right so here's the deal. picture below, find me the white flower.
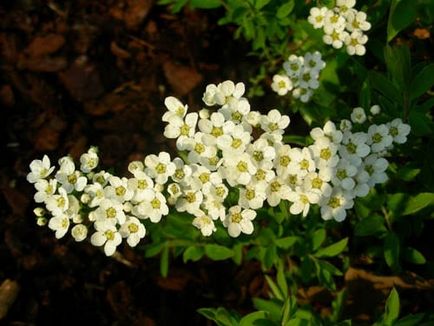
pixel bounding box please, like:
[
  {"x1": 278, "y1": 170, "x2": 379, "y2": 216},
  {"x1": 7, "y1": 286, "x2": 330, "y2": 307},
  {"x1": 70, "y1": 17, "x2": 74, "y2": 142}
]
[
  {"x1": 350, "y1": 107, "x2": 367, "y2": 124},
  {"x1": 55, "y1": 157, "x2": 87, "y2": 193},
  {"x1": 271, "y1": 74, "x2": 293, "y2": 96},
  {"x1": 128, "y1": 160, "x2": 144, "y2": 175},
  {"x1": 203, "y1": 183, "x2": 228, "y2": 203},
  {"x1": 176, "y1": 189, "x2": 203, "y2": 215},
  {"x1": 219, "y1": 125, "x2": 251, "y2": 155},
  {"x1": 202, "y1": 81, "x2": 245, "y2": 106},
  {"x1": 219, "y1": 97, "x2": 251, "y2": 123},
  {"x1": 320, "y1": 190, "x2": 354, "y2": 222},
  {"x1": 345, "y1": 10, "x2": 371, "y2": 32},
  {"x1": 247, "y1": 138, "x2": 276, "y2": 167},
  {"x1": 367, "y1": 124, "x2": 393, "y2": 152},
  {"x1": 339, "y1": 131, "x2": 370, "y2": 166},
  {"x1": 266, "y1": 177, "x2": 291, "y2": 207},
  {"x1": 27, "y1": 155, "x2": 55, "y2": 183},
  {"x1": 104, "y1": 176, "x2": 134, "y2": 203},
  {"x1": 332, "y1": 159, "x2": 358, "y2": 190},
  {"x1": 119, "y1": 217, "x2": 146, "y2": 247},
  {"x1": 164, "y1": 113, "x2": 198, "y2": 146},
  {"x1": 323, "y1": 28, "x2": 348, "y2": 49},
  {"x1": 309, "y1": 137, "x2": 339, "y2": 169},
  {"x1": 340, "y1": 119, "x2": 352, "y2": 132},
  {"x1": 223, "y1": 205, "x2": 256, "y2": 237},
  {"x1": 84, "y1": 183, "x2": 105, "y2": 208},
  {"x1": 260, "y1": 110, "x2": 290, "y2": 134},
  {"x1": 46, "y1": 187, "x2": 69, "y2": 216},
  {"x1": 128, "y1": 170, "x2": 154, "y2": 202},
  {"x1": 203, "y1": 198, "x2": 226, "y2": 221},
  {"x1": 370, "y1": 105, "x2": 381, "y2": 115},
  {"x1": 298, "y1": 68, "x2": 320, "y2": 90},
  {"x1": 144, "y1": 152, "x2": 175, "y2": 184},
  {"x1": 363, "y1": 154, "x2": 389, "y2": 186},
  {"x1": 91, "y1": 221, "x2": 122, "y2": 256},
  {"x1": 135, "y1": 189, "x2": 168, "y2": 223},
  {"x1": 48, "y1": 214, "x2": 70, "y2": 239},
  {"x1": 287, "y1": 188, "x2": 321, "y2": 217},
  {"x1": 34, "y1": 179, "x2": 57, "y2": 203},
  {"x1": 324, "y1": 11, "x2": 346, "y2": 32},
  {"x1": 192, "y1": 213, "x2": 216, "y2": 236},
  {"x1": 199, "y1": 112, "x2": 235, "y2": 146},
  {"x1": 221, "y1": 152, "x2": 257, "y2": 187},
  {"x1": 308, "y1": 7, "x2": 329, "y2": 29},
  {"x1": 283, "y1": 54, "x2": 304, "y2": 78},
  {"x1": 303, "y1": 51, "x2": 326, "y2": 72},
  {"x1": 238, "y1": 183, "x2": 267, "y2": 209},
  {"x1": 311, "y1": 121, "x2": 343, "y2": 144},
  {"x1": 80, "y1": 147, "x2": 99, "y2": 173},
  {"x1": 303, "y1": 171, "x2": 332, "y2": 197},
  {"x1": 167, "y1": 182, "x2": 182, "y2": 204},
  {"x1": 94, "y1": 198, "x2": 126, "y2": 225},
  {"x1": 388, "y1": 118, "x2": 411, "y2": 144},
  {"x1": 71, "y1": 224, "x2": 88, "y2": 242},
  {"x1": 92, "y1": 170, "x2": 111, "y2": 187},
  {"x1": 292, "y1": 87, "x2": 313, "y2": 103},
  {"x1": 162, "y1": 96, "x2": 188, "y2": 121},
  {"x1": 345, "y1": 30, "x2": 368, "y2": 56},
  {"x1": 336, "y1": 0, "x2": 356, "y2": 13}
]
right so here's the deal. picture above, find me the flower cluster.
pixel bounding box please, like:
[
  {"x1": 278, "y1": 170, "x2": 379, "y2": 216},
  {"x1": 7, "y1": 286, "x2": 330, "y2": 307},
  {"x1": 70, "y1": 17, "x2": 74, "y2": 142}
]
[
  {"x1": 308, "y1": 0, "x2": 371, "y2": 56},
  {"x1": 28, "y1": 81, "x2": 410, "y2": 256},
  {"x1": 271, "y1": 51, "x2": 326, "y2": 103}
]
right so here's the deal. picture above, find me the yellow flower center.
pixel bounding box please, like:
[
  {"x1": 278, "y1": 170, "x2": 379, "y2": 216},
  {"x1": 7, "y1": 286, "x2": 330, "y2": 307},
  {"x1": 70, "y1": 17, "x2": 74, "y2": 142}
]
[
  {"x1": 106, "y1": 207, "x2": 117, "y2": 218},
  {"x1": 328, "y1": 196, "x2": 341, "y2": 209},
  {"x1": 155, "y1": 163, "x2": 166, "y2": 174}
]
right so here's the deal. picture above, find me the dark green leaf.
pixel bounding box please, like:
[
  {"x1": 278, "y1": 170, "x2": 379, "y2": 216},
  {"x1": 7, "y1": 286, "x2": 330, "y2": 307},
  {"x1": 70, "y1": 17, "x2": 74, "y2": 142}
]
[
  {"x1": 205, "y1": 244, "x2": 234, "y2": 261},
  {"x1": 395, "y1": 313, "x2": 425, "y2": 326},
  {"x1": 314, "y1": 238, "x2": 348, "y2": 258},
  {"x1": 384, "y1": 232, "x2": 401, "y2": 271},
  {"x1": 252, "y1": 298, "x2": 282, "y2": 322},
  {"x1": 387, "y1": 0, "x2": 417, "y2": 42},
  {"x1": 190, "y1": 0, "x2": 221, "y2": 9},
  {"x1": 355, "y1": 216, "x2": 387, "y2": 237},
  {"x1": 369, "y1": 71, "x2": 401, "y2": 102},
  {"x1": 411, "y1": 64, "x2": 434, "y2": 100}
]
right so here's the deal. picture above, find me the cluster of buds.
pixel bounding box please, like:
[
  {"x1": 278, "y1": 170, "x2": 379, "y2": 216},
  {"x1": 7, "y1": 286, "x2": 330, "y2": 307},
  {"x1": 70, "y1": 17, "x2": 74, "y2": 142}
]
[
  {"x1": 28, "y1": 81, "x2": 410, "y2": 256},
  {"x1": 308, "y1": 0, "x2": 371, "y2": 56},
  {"x1": 271, "y1": 51, "x2": 326, "y2": 102}
]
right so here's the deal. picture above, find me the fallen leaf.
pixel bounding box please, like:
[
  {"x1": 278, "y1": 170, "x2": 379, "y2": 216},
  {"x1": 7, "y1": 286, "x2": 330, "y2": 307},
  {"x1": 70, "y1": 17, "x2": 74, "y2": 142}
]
[
  {"x1": 413, "y1": 28, "x2": 430, "y2": 40},
  {"x1": 26, "y1": 34, "x2": 65, "y2": 57},
  {"x1": 163, "y1": 61, "x2": 202, "y2": 96},
  {"x1": 0, "y1": 279, "x2": 20, "y2": 320},
  {"x1": 17, "y1": 55, "x2": 67, "y2": 72}
]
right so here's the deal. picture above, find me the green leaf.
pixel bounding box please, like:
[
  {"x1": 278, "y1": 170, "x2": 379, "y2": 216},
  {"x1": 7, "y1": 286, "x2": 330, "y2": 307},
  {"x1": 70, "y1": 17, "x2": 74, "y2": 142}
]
[
  {"x1": 403, "y1": 193, "x2": 434, "y2": 215},
  {"x1": 398, "y1": 167, "x2": 421, "y2": 181},
  {"x1": 160, "y1": 245, "x2": 169, "y2": 277},
  {"x1": 252, "y1": 298, "x2": 282, "y2": 322},
  {"x1": 183, "y1": 246, "x2": 204, "y2": 263},
  {"x1": 409, "y1": 111, "x2": 433, "y2": 136},
  {"x1": 395, "y1": 313, "x2": 425, "y2": 326},
  {"x1": 190, "y1": 0, "x2": 221, "y2": 9},
  {"x1": 355, "y1": 216, "x2": 387, "y2": 237},
  {"x1": 240, "y1": 311, "x2": 268, "y2": 326},
  {"x1": 255, "y1": 0, "x2": 271, "y2": 10},
  {"x1": 277, "y1": 261, "x2": 288, "y2": 299},
  {"x1": 145, "y1": 242, "x2": 165, "y2": 257},
  {"x1": 311, "y1": 229, "x2": 326, "y2": 251},
  {"x1": 265, "y1": 275, "x2": 284, "y2": 300},
  {"x1": 403, "y1": 247, "x2": 426, "y2": 264},
  {"x1": 387, "y1": 0, "x2": 417, "y2": 42},
  {"x1": 205, "y1": 244, "x2": 234, "y2": 261},
  {"x1": 276, "y1": 1, "x2": 295, "y2": 19},
  {"x1": 384, "y1": 288, "x2": 400, "y2": 325},
  {"x1": 314, "y1": 238, "x2": 348, "y2": 258},
  {"x1": 197, "y1": 307, "x2": 239, "y2": 326},
  {"x1": 410, "y1": 64, "x2": 434, "y2": 100},
  {"x1": 384, "y1": 232, "x2": 401, "y2": 271},
  {"x1": 275, "y1": 236, "x2": 298, "y2": 249},
  {"x1": 369, "y1": 71, "x2": 401, "y2": 102}
]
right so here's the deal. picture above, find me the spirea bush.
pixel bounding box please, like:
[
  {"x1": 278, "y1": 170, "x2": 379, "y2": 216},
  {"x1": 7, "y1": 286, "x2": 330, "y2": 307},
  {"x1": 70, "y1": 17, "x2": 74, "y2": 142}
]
[{"x1": 27, "y1": 0, "x2": 434, "y2": 324}]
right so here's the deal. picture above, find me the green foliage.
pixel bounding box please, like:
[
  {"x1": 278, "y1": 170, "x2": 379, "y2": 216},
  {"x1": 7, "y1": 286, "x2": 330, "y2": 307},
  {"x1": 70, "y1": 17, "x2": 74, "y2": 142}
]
[{"x1": 149, "y1": 1, "x2": 434, "y2": 324}]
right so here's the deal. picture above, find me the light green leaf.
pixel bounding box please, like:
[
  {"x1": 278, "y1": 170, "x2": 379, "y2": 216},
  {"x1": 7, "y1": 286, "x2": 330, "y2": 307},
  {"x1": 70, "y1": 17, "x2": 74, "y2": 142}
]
[
  {"x1": 384, "y1": 288, "x2": 400, "y2": 325},
  {"x1": 240, "y1": 311, "x2": 268, "y2": 326},
  {"x1": 265, "y1": 275, "x2": 284, "y2": 300},
  {"x1": 314, "y1": 238, "x2": 348, "y2": 258},
  {"x1": 403, "y1": 247, "x2": 426, "y2": 264},
  {"x1": 312, "y1": 229, "x2": 326, "y2": 251},
  {"x1": 255, "y1": 0, "x2": 271, "y2": 10},
  {"x1": 277, "y1": 1, "x2": 295, "y2": 19},
  {"x1": 183, "y1": 246, "x2": 204, "y2": 263},
  {"x1": 403, "y1": 193, "x2": 434, "y2": 215},
  {"x1": 275, "y1": 236, "x2": 298, "y2": 249},
  {"x1": 205, "y1": 244, "x2": 234, "y2": 261},
  {"x1": 410, "y1": 64, "x2": 434, "y2": 100},
  {"x1": 190, "y1": 0, "x2": 221, "y2": 9},
  {"x1": 253, "y1": 298, "x2": 282, "y2": 322},
  {"x1": 160, "y1": 245, "x2": 169, "y2": 277}
]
